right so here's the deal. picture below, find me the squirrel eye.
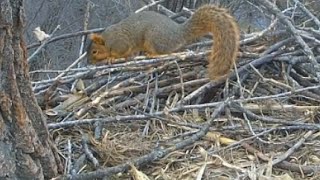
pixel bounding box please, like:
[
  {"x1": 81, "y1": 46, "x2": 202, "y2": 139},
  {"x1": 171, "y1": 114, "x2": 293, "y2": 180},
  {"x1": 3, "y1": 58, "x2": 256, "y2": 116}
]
[{"x1": 92, "y1": 50, "x2": 98, "y2": 54}]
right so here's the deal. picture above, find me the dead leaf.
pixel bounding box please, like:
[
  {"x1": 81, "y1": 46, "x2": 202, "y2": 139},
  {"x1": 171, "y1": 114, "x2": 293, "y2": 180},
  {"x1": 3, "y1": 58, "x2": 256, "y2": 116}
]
[{"x1": 129, "y1": 164, "x2": 150, "y2": 180}]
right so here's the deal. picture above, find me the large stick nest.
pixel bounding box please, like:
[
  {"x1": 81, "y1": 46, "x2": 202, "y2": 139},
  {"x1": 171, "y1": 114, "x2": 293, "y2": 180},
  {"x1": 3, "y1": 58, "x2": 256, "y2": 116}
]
[{"x1": 29, "y1": 0, "x2": 320, "y2": 179}]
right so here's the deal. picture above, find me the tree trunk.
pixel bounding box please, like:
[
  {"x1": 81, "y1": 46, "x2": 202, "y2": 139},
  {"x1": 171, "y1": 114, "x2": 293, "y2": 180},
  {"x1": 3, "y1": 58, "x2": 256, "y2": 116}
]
[{"x1": 0, "y1": 0, "x2": 60, "y2": 179}]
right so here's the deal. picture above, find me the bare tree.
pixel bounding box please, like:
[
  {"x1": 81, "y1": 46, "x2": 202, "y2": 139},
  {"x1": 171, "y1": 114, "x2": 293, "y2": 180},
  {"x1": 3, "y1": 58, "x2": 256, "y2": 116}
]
[{"x1": 0, "y1": 0, "x2": 60, "y2": 179}]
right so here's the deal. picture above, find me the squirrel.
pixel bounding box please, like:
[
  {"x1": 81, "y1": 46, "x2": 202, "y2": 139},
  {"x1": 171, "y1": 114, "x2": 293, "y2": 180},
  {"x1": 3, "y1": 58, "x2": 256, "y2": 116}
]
[{"x1": 87, "y1": 5, "x2": 240, "y2": 80}]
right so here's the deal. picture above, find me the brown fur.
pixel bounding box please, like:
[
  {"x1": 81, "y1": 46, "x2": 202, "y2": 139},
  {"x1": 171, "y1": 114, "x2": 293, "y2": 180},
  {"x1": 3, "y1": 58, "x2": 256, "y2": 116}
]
[
  {"x1": 87, "y1": 5, "x2": 239, "y2": 80},
  {"x1": 183, "y1": 5, "x2": 240, "y2": 80}
]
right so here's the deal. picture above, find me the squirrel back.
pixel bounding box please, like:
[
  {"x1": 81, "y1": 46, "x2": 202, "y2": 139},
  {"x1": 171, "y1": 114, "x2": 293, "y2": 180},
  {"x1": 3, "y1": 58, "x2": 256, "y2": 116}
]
[{"x1": 88, "y1": 5, "x2": 239, "y2": 80}]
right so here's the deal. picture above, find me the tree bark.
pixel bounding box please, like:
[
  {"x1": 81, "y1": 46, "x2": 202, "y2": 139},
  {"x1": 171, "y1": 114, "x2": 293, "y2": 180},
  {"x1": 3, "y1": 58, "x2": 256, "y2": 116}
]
[{"x1": 0, "y1": 0, "x2": 60, "y2": 179}]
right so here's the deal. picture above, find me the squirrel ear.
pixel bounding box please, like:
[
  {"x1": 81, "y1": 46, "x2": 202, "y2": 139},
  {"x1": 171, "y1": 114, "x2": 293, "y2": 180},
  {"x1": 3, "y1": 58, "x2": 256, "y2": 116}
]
[{"x1": 89, "y1": 33, "x2": 105, "y2": 45}]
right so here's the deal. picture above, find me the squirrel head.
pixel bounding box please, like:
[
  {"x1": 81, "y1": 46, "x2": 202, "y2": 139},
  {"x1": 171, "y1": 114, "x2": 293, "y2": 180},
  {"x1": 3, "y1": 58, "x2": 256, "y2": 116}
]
[{"x1": 87, "y1": 33, "x2": 111, "y2": 64}]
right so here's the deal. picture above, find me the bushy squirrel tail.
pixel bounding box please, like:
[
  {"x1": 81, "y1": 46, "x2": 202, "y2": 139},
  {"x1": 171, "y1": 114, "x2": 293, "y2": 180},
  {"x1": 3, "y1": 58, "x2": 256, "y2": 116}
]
[{"x1": 183, "y1": 5, "x2": 240, "y2": 80}]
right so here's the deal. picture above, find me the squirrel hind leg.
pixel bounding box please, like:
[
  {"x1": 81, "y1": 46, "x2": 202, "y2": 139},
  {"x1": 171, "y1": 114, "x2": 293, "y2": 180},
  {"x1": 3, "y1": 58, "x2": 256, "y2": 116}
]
[
  {"x1": 144, "y1": 52, "x2": 158, "y2": 58},
  {"x1": 144, "y1": 41, "x2": 164, "y2": 56},
  {"x1": 144, "y1": 38, "x2": 181, "y2": 56}
]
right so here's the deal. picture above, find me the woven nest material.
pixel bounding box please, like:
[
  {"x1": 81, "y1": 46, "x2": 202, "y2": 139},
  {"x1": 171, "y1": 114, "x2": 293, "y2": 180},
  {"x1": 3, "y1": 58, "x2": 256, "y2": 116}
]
[{"x1": 30, "y1": 2, "x2": 320, "y2": 179}]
